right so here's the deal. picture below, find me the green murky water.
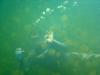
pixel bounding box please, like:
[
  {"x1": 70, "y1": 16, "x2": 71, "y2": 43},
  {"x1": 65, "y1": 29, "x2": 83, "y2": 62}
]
[{"x1": 0, "y1": 0, "x2": 100, "y2": 75}]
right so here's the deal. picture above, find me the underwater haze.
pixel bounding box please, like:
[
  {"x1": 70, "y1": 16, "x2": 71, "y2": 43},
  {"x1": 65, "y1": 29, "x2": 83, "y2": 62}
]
[{"x1": 0, "y1": 0, "x2": 100, "y2": 75}]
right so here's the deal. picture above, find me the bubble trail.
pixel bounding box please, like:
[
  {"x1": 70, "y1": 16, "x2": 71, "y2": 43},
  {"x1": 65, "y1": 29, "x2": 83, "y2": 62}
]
[{"x1": 33, "y1": 0, "x2": 71, "y2": 25}]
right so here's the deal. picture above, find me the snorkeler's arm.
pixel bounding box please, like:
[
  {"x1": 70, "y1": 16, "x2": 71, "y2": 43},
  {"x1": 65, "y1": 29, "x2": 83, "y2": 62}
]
[
  {"x1": 53, "y1": 39, "x2": 65, "y2": 47},
  {"x1": 45, "y1": 31, "x2": 54, "y2": 43},
  {"x1": 45, "y1": 31, "x2": 66, "y2": 47}
]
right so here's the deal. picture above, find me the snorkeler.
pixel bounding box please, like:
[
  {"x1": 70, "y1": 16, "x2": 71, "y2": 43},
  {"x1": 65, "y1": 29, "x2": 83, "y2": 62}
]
[
  {"x1": 32, "y1": 31, "x2": 68, "y2": 58},
  {"x1": 44, "y1": 31, "x2": 68, "y2": 54}
]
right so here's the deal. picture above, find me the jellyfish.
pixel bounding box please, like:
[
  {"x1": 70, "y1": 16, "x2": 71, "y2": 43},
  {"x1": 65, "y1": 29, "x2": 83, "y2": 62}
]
[{"x1": 15, "y1": 48, "x2": 24, "y2": 70}]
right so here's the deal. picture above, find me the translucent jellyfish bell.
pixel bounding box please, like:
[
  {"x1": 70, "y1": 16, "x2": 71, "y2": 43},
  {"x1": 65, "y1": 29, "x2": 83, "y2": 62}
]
[
  {"x1": 16, "y1": 48, "x2": 24, "y2": 55},
  {"x1": 16, "y1": 48, "x2": 22, "y2": 51}
]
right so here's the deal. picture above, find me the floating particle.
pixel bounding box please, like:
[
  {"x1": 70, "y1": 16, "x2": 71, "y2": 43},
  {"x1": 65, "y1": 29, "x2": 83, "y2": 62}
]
[
  {"x1": 36, "y1": 19, "x2": 40, "y2": 23},
  {"x1": 63, "y1": 0, "x2": 69, "y2": 5},
  {"x1": 48, "y1": 10, "x2": 54, "y2": 14},
  {"x1": 46, "y1": 8, "x2": 51, "y2": 12},
  {"x1": 50, "y1": 9, "x2": 54, "y2": 13},
  {"x1": 40, "y1": 16, "x2": 45, "y2": 19},
  {"x1": 57, "y1": 5, "x2": 63, "y2": 9},
  {"x1": 42, "y1": 11, "x2": 46, "y2": 15},
  {"x1": 63, "y1": 6, "x2": 66, "y2": 10},
  {"x1": 57, "y1": 5, "x2": 66, "y2": 10},
  {"x1": 73, "y1": 1, "x2": 79, "y2": 6}
]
